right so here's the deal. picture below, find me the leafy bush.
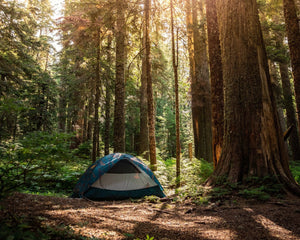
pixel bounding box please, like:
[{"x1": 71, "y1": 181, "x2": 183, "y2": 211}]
[
  {"x1": 290, "y1": 161, "x2": 300, "y2": 184},
  {"x1": 0, "y1": 132, "x2": 90, "y2": 198}
]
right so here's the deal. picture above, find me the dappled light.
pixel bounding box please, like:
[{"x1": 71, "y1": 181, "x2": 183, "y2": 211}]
[
  {"x1": 1, "y1": 193, "x2": 300, "y2": 239},
  {"x1": 1, "y1": 0, "x2": 300, "y2": 239}
]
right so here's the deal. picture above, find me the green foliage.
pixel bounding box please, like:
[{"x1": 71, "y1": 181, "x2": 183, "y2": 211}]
[
  {"x1": 0, "y1": 1, "x2": 57, "y2": 140},
  {"x1": 207, "y1": 175, "x2": 284, "y2": 202},
  {"x1": 134, "y1": 235, "x2": 154, "y2": 240},
  {"x1": 0, "y1": 132, "x2": 89, "y2": 198},
  {"x1": 148, "y1": 154, "x2": 213, "y2": 202},
  {"x1": 290, "y1": 161, "x2": 300, "y2": 184},
  {"x1": 73, "y1": 141, "x2": 92, "y2": 159},
  {"x1": 239, "y1": 187, "x2": 271, "y2": 201}
]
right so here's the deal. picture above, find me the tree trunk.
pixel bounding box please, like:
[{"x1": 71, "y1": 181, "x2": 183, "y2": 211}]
[
  {"x1": 283, "y1": 0, "x2": 300, "y2": 133},
  {"x1": 104, "y1": 34, "x2": 113, "y2": 156},
  {"x1": 92, "y1": 28, "x2": 101, "y2": 162},
  {"x1": 113, "y1": 0, "x2": 126, "y2": 153},
  {"x1": 139, "y1": 14, "x2": 149, "y2": 160},
  {"x1": 86, "y1": 94, "x2": 93, "y2": 141},
  {"x1": 209, "y1": 0, "x2": 300, "y2": 195},
  {"x1": 58, "y1": 91, "x2": 67, "y2": 132},
  {"x1": 279, "y1": 62, "x2": 300, "y2": 161},
  {"x1": 192, "y1": 0, "x2": 212, "y2": 162},
  {"x1": 171, "y1": 0, "x2": 181, "y2": 188},
  {"x1": 268, "y1": 62, "x2": 286, "y2": 132},
  {"x1": 206, "y1": 0, "x2": 224, "y2": 168},
  {"x1": 185, "y1": 0, "x2": 195, "y2": 160},
  {"x1": 145, "y1": 0, "x2": 157, "y2": 171}
]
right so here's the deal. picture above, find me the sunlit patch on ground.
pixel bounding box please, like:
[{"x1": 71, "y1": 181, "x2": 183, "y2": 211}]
[{"x1": 1, "y1": 193, "x2": 300, "y2": 240}]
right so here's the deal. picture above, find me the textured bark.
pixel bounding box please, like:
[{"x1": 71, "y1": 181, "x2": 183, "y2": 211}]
[
  {"x1": 268, "y1": 62, "x2": 286, "y2": 132},
  {"x1": 171, "y1": 0, "x2": 180, "y2": 188},
  {"x1": 139, "y1": 17, "x2": 149, "y2": 160},
  {"x1": 283, "y1": 0, "x2": 300, "y2": 133},
  {"x1": 192, "y1": 0, "x2": 212, "y2": 162},
  {"x1": 145, "y1": 0, "x2": 157, "y2": 170},
  {"x1": 209, "y1": 0, "x2": 300, "y2": 195},
  {"x1": 206, "y1": 0, "x2": 224, "y2": 168},
  {"x1": 280, "y1": 63, "x2": 300, "y2": 161},
  {"x1": 113, "y1": 0, "x2": 126, "y2": 153}
]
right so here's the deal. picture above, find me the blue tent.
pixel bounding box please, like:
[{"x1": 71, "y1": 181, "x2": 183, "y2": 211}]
[{"x1": 71, "y1": 153, "x2": 165, "y2": 200}]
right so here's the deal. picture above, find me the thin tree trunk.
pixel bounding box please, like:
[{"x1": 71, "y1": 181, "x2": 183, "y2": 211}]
[
  {"x1": 104, "y1": 34, "x2": 113, "y2": 156},
  {"x1": 279, "y1": 62, "x2": 300, "y2": 161},
  {"x1": 139, "y1": 16, "x2": 149, "y2": 160},
  {"x1": 185, "y1": 0, "x2": 195, "y2": 160},
  {"x1": 206, "y1": 0, "x2": 224, "y2": 168},
  {"x1": 87, "y1": 94, "x2": 93, "y2": 141},
  {"x1": 58, "y1": 91, "x2": 67, "y2": 132},
  {"x1": 171, "y1": 0, "x2": 181, "y2": 188},
  {"x1": 283, "y1": 0, "x2": 300, "y2": 133},
  {"x1": 145, "y1": 0, "x2": 157, "y2": 170},
  {"x1": 92, "y1": 28, "x2": 101, "y2": 162},
  {"x1": 113, "y1": 0, "x2": 126, "y2": 153}
]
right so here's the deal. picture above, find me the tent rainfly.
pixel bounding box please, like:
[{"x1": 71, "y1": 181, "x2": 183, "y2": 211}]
[{"x1": 71, "y1": 153, "x2": 165, "y2": 200}]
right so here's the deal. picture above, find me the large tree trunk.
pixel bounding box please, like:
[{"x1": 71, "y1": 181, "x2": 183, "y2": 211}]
[
  {"x1": 283, "y1": 0, "x2": 300, "y2": 133},
  {"x1": 191, "y1": 0, "x2": 212, "y2": 162},
  {"x1": 113, "y1": 0, "x2": 126, "y2": 153},
  {"x1": 171, "y1": 0, "x2": 181, "y2": 188},
  {"x1": 145, "y1": 0, "x2": 157, "y2": 170},
  {"x1": 139, "y1": 15, "x2": 149, "y2": 160},
  {"x1": 206, "y1": 0, "x2": 224, "y2": 168},
  {"x1": 209, "y1": 0, "x2": 300, "y2": 195},
  {"x1": 279, "y1": 62, "x2": 300, "y2": 161}
]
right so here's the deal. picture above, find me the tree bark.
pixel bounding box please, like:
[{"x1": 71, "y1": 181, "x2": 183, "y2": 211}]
[
  {"x1": 171, "y1": 0, "x2": 181, "y2": 188},
  {"x1": 145, "y1": 0, "x2": 157, "y2": 170},
  {"x1": 92, "y1": 28, "x2": 101, "y2": 162},
  {"x1": 113, "y1": 0, "x2": 126, "y2": 153},
  {"x1": 191, "y1": 0, "x2": 212, "y2": 162},
  {"x1": 104, "y1": 34, "x2": 113, "y2": 156},
  {"x1": 206, "y1": 0, "x2": 224, "y2": 168},
  {"x1": 209, "y1": 0, "x2": 300, "y2": 195},
  {"x1": 139, "y1": 13, "x2": 149, "y2": 160},
  {"x1": 268, "y1": 62, "x2": 286, "y2": 132},
  {"x1": 279, "y1": 62, "x2": 300, "y2": 161},
  {"x1": 282, "y1": 0, "x2": 300, "y2": 133},
  {"x1": 185, "y1": 0, "x2": 195, "y2": 161}
]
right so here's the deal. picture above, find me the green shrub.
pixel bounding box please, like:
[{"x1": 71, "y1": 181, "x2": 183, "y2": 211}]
[
  {"x1": 0, "y1": 132, "x2": 90, "y2": 198},
  {"x1": 290, "y1": 161, "x2": 300, "y2": 184}
]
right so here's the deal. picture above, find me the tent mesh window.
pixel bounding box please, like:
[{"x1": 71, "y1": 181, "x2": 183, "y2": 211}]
[{"x1": 107, "y1": 159, "x2": 141, "y2": 173}]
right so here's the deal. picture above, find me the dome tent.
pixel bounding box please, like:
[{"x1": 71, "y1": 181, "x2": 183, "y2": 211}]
[{"x1": 71, "y1": 153, "x2": 165, "y2": 200}]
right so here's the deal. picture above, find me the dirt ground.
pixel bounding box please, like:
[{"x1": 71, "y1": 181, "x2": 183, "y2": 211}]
[{"x1": 1, "y1": 192, "x2": 300, "y2": 240}]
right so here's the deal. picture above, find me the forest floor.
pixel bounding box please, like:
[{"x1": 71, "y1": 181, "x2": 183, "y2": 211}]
[{"x1": 1, "y1": 192, "x2": 300, "y2": 240}]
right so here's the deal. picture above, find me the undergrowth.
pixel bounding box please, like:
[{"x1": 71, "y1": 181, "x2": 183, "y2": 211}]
[{"x1": 206, "y1": 175, "x2": 285, "y2": 202}]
